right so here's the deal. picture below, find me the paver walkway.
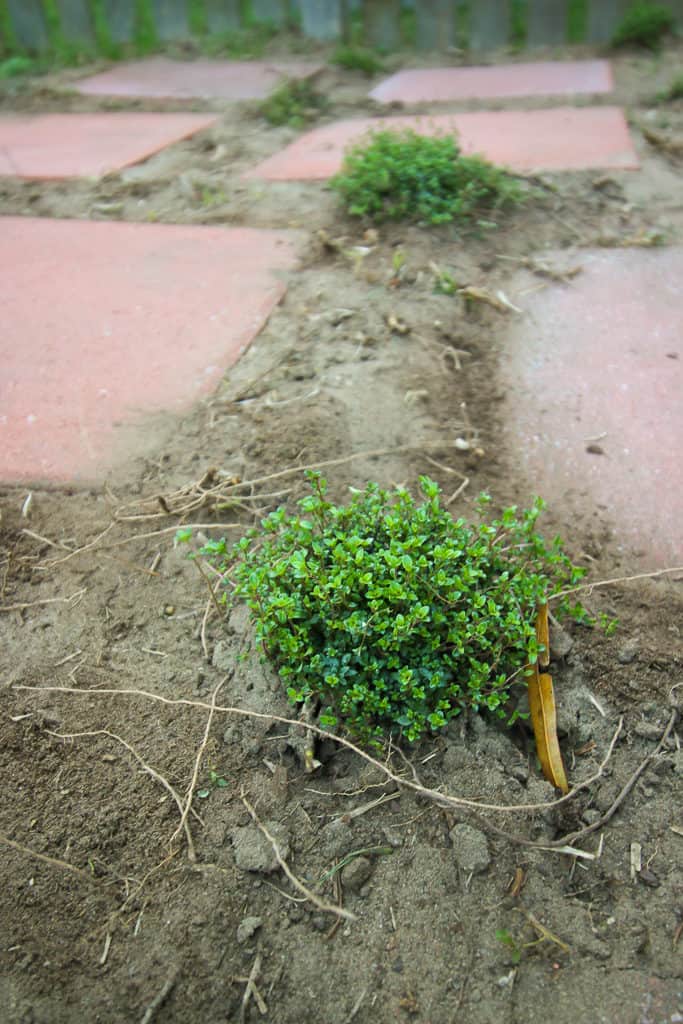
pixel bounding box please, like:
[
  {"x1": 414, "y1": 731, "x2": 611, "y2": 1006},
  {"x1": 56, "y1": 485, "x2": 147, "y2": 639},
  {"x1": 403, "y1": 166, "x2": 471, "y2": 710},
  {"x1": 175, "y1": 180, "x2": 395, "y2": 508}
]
[
  {"x1": 0, "y1": 112, "x2": 217, "y2": 179},
  {"x1": 244, "y1": 107, "x2": 638, "y2": 180},
  {"x1": 370, "y1": 60, "x2": 612, "y2": 104},
  {"x1": 73, "y1": 57, "x2": 322, "y2": 100},
  {"x1": 3, "y1": 56, "x2": 679, "y2": 572},
  {"x1": 501, "y1": 248, "x2": 683, "y2": 567},
  {"x1": 0, "y1": 218, "x2": 301, "y2": 483}
]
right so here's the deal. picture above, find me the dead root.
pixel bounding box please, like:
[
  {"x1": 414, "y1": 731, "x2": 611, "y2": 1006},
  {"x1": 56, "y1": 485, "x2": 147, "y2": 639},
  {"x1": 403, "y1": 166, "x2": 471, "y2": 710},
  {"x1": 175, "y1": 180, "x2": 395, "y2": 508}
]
[{"x1": 15, "y1": 682, "x2": 677, "y2": 859}]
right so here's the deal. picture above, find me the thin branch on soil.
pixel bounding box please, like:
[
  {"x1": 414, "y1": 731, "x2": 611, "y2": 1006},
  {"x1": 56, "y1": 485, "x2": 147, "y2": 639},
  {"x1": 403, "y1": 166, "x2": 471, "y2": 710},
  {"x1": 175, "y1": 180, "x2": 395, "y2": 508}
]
[
  {"x1": 35, "y1": 523, "x2": 115, "y2": 570},
  {"x1": 343, "y1": 987, "x2": 368, "y2": 1023},
  {"x1": 446, "y1": 478, "x2": 470, "y2": 506},
  {"x1": 551, "y1": 566, "x2": 683, "y2": 600},
  {"x1": 334, "y1": 791, "x2": 400, "y2": 821},
  {"x1": 171, "y1": 679, "x2": 226, "y2": 861},
  {"x1": 193, "y1": 557, "x2": 225, "y2": 621},
  {"x1": 241, "y1": 793, "x2": 356, "y2": 921},
  {"x1": 0, "y1": 588, "x2": 86, "y2": 613},
  {"x1": 238, "y1": 952, "x2": 267, "y2": 1021},
  {"x1": 21, "y1": 528, "x2": 67, "y2": 550},
  {"x1": 0, "y1": 830, "x2": 101, "y2": 885},
  {"x1": 140, "y1": 967, "x2": 180, "y2": 1024},
  {"x1": 112, "y1": 441, "x2": 468, "y2": 523},
  {"x1": 552, "y1": 709, "x2": 678, "y2": 849},
  {"x1": 47, "y1": 729, "x2": 200, "y2": 860},
  {"x1": 16, "y1": 684, "x2": 624, "y2": 821}
]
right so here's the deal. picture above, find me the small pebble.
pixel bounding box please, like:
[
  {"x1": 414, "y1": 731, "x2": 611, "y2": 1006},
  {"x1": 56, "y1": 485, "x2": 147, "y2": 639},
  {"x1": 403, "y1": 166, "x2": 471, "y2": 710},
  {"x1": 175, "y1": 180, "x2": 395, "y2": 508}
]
[{"x1": 236, "y1": 916, "x2": 262, "y2": 944}]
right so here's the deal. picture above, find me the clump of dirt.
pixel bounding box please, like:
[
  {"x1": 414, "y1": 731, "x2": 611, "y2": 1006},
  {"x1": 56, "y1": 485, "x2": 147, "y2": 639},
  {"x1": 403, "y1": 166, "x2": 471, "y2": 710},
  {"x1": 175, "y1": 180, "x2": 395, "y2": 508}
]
[{"x1": 1, "y1": 44, "x2": 683, "y2": 1024}]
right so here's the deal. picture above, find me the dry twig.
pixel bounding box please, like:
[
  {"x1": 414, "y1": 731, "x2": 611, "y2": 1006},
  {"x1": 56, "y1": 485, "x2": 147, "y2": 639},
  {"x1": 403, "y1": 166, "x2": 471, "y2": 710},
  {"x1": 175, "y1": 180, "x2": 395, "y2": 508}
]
[
  {"x1": 47, "y1": 728, "x2": 200, "y2": 860},
  {"x1": 171, "y1": 679, "x2": 226, "y2": 860},
  {"x1": 15, "y1": 685, "x2": 624, "y2": 821},
  {"x1": 0, "y1": 830, "x2": 101, "y2": 885},
  {"x1": 242, "y1": 794, "x2": 355, "y2": 921}
]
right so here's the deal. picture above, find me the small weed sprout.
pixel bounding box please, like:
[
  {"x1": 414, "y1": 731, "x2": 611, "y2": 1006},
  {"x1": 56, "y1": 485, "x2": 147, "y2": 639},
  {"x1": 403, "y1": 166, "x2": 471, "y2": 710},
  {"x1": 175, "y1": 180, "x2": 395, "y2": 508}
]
[
  {"x1": 431, "y1": 264, "x2": 459, "y2": 295},
  {"x1": 198, "y1": 475, "x2": 588, "y2": 745},
  {"x1": 612, "y1": 3, "x2": 675, "y2": 49},
  {"x1": 656, "y1": 73, "x2": 683, "y2": 102},
  {"x1": 332, "y1": 46, "x2": 384, "y2": 76},
  {"x1": 260, "y1": 78, "x2": 326, "y2": 128},
  {"x1": 330, "y1": 129, "x2": 524, "y2": 227}
]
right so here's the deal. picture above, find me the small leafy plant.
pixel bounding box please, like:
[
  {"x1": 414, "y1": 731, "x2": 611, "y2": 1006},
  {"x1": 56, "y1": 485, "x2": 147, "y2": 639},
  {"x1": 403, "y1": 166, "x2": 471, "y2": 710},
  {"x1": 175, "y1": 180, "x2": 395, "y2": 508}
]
[
  {"x1": 332, "y1": 46, "x2": 384, "y2": 76},
  {"x1": 612, "y1": 3, "x2": 675, "y2": 49},
  {"x1": 656, "y1": 73, "x2": 683, "y2": 102},
  {"x1": 260, "y1": 78, "x2": 326, "y2": 128},
  {"x1": 0, "y1": 56, "x2": 36, "y2": 78},
  {"x1": 201, "y1": 475, "x2": 586, "y2": 744},
  {"x1": 330, "y1": 129, "x2": 523, "y2": 227},
  {"x1": 197, "y1": 769, "x2": 229, "y2": 799}
]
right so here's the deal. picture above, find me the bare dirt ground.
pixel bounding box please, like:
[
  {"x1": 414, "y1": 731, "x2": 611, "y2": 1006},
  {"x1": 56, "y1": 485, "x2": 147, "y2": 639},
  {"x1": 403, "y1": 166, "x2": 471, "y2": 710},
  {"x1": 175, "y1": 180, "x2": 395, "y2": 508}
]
[{"x1": 1, "y1": 41, "x2": 682, "y2": 1024}]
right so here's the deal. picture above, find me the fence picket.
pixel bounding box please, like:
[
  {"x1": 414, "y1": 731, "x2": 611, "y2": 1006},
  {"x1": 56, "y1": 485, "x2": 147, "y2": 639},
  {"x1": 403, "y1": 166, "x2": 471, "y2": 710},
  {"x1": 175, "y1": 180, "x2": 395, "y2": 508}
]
[
  {"x1": 527, "y1": 0, "x2": 569, "y2": 46},
  {"x1": 469, "y1": 0, "x2": 511, "y2": 50},
  {"x1": 415, "y1": 0, "x2": 454, "y2": 50},
  {"x1": 363, "y1": 0, "x2": 402, "y2": 51}
]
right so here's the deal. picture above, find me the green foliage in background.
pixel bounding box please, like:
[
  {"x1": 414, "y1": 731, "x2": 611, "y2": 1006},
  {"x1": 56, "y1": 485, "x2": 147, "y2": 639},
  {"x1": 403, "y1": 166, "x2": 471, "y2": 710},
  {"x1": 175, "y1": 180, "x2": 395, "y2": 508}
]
[
  {"x1": 330, "y1": 129, "x2": 523, "y2": 227},
  {"x1": 88, "y1": 0, "x2": 120, "y2": 59},
  {"x1": 134, "y1": 0, "x2": 158, "y2": 54},
  {"x1": 612, "y1": 3, "x2": 675, "y2": 48},
  {"x1": 332, "y1": 46, "x2": 383, "y2": 75},
  {"x1": 201, "y1": 475, "x2": 587, "y2": 744}
]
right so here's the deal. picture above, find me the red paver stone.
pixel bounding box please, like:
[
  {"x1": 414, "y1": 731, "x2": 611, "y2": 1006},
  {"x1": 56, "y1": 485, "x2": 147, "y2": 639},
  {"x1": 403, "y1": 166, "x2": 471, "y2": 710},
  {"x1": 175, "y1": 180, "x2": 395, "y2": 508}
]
[
  {"x1": 501, "y1": 248, "x2": 683, "y2": 567},
  {"x1": 0, "y1": 218, "x2": 301, "y2": 483},
  {"x1": 369, "y1": 60, "x2": 612, "y2": 104},
  {"x1": 244, "y1": 107, "x2": 638, "y2": 180},
  {"x1": 74, "y1": 57, "x2": 322, "y2": 100},
  {"x1": 0, "y1": 112, "x2": 217, "y2": 179}
]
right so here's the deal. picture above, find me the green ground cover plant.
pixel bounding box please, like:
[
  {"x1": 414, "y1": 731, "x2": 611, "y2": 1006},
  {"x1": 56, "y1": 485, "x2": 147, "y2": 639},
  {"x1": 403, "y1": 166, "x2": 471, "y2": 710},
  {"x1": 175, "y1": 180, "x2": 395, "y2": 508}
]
[
  {"x1": 612, "y1": 3, "x2": 675, "y2": 49},
  {"x1": 332, "y1": 46, "x2": 383, "y2": 75},
  {"x1": 330, "y1": 129, "x2": 523, "y2": 227},
  {"x1": 196, "y1": 475, "x2": 586, "y2": 744},
  {"x1": 656, "y1": 72, "x2": 683, "y2": 101},
  {"x1": 260, "y1": 77, "x2": 326, "y2": 127}
]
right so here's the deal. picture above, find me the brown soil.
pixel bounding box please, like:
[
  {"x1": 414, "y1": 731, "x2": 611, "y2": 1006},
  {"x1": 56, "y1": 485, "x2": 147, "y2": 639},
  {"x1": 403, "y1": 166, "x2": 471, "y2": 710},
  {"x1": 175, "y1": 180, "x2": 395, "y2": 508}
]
[{"x1": 1, "y1": 42, "x2": 682, "y2": 1024}]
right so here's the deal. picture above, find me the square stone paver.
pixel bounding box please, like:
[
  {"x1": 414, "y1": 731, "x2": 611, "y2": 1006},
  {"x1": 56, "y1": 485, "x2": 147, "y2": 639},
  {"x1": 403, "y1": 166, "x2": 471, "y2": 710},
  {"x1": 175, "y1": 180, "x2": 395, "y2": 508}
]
[
  {"x1": 73, "y1": 57, "x2": 322, "y2": 100},
  {"x1": 0, "y1": 112, "x2": 217, "y2": 179},
  {"x1": 0, "y1": 218, "x2": 301, "y2": 483},
  {"x1": 244, "y1": 107, "x2": 638, "y2": 180},
  {"x1": 370, "y1": 60, "x2": 613, "y2": 104},
  {"x1": 501, "y1": 248, "x2": 683, "y2": 566}
]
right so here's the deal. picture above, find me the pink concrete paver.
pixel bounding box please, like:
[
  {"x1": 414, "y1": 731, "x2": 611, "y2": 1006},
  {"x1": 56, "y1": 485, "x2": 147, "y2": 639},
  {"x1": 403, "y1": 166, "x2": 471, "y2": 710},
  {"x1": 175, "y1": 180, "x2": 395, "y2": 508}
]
[
  {"x1": 0, "y1": 217, "x2": 301, "y2": 483},
  {"x1": 244, "y1": 107, "x2": 638, "y2": 180},
  {"x1": 0, "y1": 112, "x2": 217, "y2": 179},
  {"x1": 369, "y1": 60, "x2": 612, "y2": 104},
  {"x1": 74, "y1": 57, "x2": 322, "y2": 100},
  {"x1": 501, "y1": 248, "x2": 683, "y2": 567}
]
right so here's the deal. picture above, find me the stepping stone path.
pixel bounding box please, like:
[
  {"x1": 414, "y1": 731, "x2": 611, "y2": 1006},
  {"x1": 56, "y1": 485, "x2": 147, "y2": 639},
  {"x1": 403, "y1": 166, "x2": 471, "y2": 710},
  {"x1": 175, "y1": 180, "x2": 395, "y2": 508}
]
[
  {"x1": 369, "y1": 60, "x2": 612, "y2": 104},
  {"x1": 1, "y1": 51, "x2": 678, "y2": 569},
  {"x1": 73, "y1": 57, "x2": 323, "y2": 101},
  {"x1": 501, "y1": 249, "x2": 683, "y2": 568},
  {"x1": 0, "y1": 112, "x2": 217, "y2": 179},
  {"x1": 244, "y1": 108, "x2": 638, "y2": 181},
  {"x1": 0, "y1": 218, "x2": 301, "y2": 482}
]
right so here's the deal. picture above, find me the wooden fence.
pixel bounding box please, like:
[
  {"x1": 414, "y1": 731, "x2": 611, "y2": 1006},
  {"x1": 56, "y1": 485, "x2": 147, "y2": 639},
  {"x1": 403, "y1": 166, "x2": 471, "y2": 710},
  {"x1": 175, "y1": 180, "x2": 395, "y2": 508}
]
[{"x1": 2, "y1": 1, "x2": 682, "y2": 57}]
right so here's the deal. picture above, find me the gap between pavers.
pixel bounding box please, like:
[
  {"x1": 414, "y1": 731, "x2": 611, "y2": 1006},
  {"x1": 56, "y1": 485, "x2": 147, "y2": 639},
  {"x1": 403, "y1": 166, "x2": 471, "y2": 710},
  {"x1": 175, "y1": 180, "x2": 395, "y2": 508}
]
[
  {"x1": 243, "y1": 107, "x2": 638, "y2": 181},
  {"x1": 0, "y1": 112, "x2": 218, "y2": 180},
  {"x1": 501, "y1": 248, "x2": 683, "y2": 567},
  {"x1": 73, "y1": 57, "x2": 323, "y2": 100},
  {"x1": 0, "y1": 218, "x2": 302, "y2": 485},
  {"x1": 370, "y1": 60, "x2": 613, "y2": 104}
]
